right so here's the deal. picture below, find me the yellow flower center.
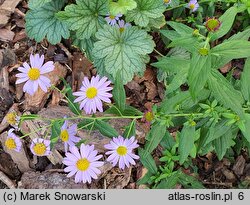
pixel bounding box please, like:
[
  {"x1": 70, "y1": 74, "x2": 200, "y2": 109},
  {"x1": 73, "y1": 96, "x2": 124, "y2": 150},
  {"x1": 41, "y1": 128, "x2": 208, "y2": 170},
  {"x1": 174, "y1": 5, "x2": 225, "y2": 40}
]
[
  {"x1": 145, "y1": 111, "x2": 154, "y2": 122},
  {"x1": 76, "y1": 158, "x2": 90, "y2": 171},
  {"x1": 116, "y1": 146, "x2": 127, "y2": 156},
  {"x1": 5, "y1": 138, "x2": 16, "y2": 150},
  {"x1": 199, "y1": 47, "x2": 209, "y2": 56},
  {"x1": 60, "y1": 130, "x2": 69, "y2": 142},
  {"x1": 164, "y1": 0, "x2": 170, "y2": 3},
  {"x1": 119, "y1": 27, "x2": 125, "y2": 33},
  {"x1": 189, "y1": 4, "x2": 195, "y2": 9},
  {"x1": 206, "y1": 18, "x2": 220, "y2": 31},
  {"x1": 28, "y1": 68, "x2": 40, "y2": 80},
  {"x1": 33, "y1": 143, "x2": 46, "y2": 156},
  {"x1": 86, "y1": 87, "x2": 98, "y2": 99},
  {"x1": 110, "y1": 15, "x2": 115, "y2": 20},
  {"x1": 6, "y1": 113, "x2": 17, "y2": 125}
]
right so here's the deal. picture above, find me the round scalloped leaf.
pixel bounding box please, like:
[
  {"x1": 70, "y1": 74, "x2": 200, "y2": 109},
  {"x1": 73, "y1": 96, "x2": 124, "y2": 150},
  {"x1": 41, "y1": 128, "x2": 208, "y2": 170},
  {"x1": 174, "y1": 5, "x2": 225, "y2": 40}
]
[
  {"x1": 93, "y1": 25, "x2": 155, "y2": 84},
  {"x1": 25, "y1": 0, "x2": 70, "y2": 45}
]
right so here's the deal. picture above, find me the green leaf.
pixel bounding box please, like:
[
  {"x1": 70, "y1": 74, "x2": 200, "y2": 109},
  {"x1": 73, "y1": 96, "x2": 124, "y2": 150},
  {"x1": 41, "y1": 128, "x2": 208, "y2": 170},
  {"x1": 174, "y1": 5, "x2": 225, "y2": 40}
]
[
  {"x1": 93, "y1": 57, "x2": 114, "y2": 81},
  {"x1": 168, "y1": 36, "x2": 199, "y2": 53},
  {"x1": 160, "y1": 91, "x2": 191, "y2": 114},
  {"x1": 95, "y1": 120, "x2": 119, "y2": 138},
  {"x1": 167, "y1": 21, "x2": 194, "y2": 36},
  {"x1": 145, "y1": 122, "x2": 166, "y2": 153},
  {"x1": 160, "y1": 131, "x2": 175, "y2": 150},
  {"x1": 75, "y1": 139, "x2": 87, "y2": 148},
  {"x1": 104, "y1": 105, "x2": 123, "y2": 116},
  {"x1": 51, "y1": 121, "x2": 61, "y2": 149},
  {"x1": 25, "y1": 0, "x2": 70, "y2": 44},
  {"x1": 179, "y1": 124, "x2": 195, "y2": 164},
  {"x1": 112, "y1": 72, "x2": 126, "y2": 112},
  {"x1": 148, "y1": 16, "x2": 166, "y2": 29},
  {"x1": 72, "y1": 35, "x2": 96, "y2": 61},
  {"x1": 161, "y1": 30, "x2": 181, "y2": 41},
  {"x1": 20, "y1": 114, "x2": 39, "y2": 121},
  {"x1": 152, "y1": 56, "x2": 189, "y2": 73},
  {"x1": 241, "y1": 58, "x2": 250, "y2": 101},
  {"x1": 214, "y1": 129, "x2": 236, "y2": 160},
  {"x1": 126, "y1": 0, "x2": 165, "y2": 27},
  {"x1": 228, "y1": 28, "x2": 250, "y2": 41},
  {"x1": 208, "y1": 70, "x2": 244, "y2": 116},
  {"x1": 122, "y1": 105, "x2": 143, "y2": 116},
  {"x1": 189, "y1": 145, "x2": 197, "y2": 158},
  {"x1": 110, "y1": 0, "x2": 137, "y2": 15},
  {"x1": 28, "y1": 0, "x2": 52, "y2": 9},
  {"x1": 205, "y1": 119, "x2": 232, "y2": 146},
  {"x1": 93, "y1": 25, "x2": 155, "y2": 84},
  {"x1": 77, "y1": 119, "x2": 96, "y2": 130},
  {"x1": 188, "y1": 53, "x2": 211, "y2": 98},
  {"x1": 138, "y1": 148, "x2": 158, "y2": 174},
  {"x1": 161, "y1": 22, "x2": 199, "y2": 53},
  {"x1": 156, "y1": 171, "x2": 180, "y2": 189},
  {"x1": 152, "y1": 54, "x2": 190, "y2": 94},
  {"x1": 166, "y1": 68, "x2": 188, "y2": 94},
  {"x1": 137, "y1": 171, "x2": 153, "y2": 185},
  {"x1": 56, "y1": 0, "x2": 108, "y2": 39},
  {"x1": 61, "y1": 78, "x2": 81, "y2": 115},
  {"x1": 241, "y1": 113, "x2": 250, "y2": 142},
  {"x1": 178, "y1": 172, "x2": 204, "y2": 189},
  {"x1": 123, "y1": 120, "x2": 136, "y2": 138},
  {"x1": 210, "y1": 6, "x2": 238, "y2": 41},
  {"x1": 211, "y1": 40, "x2": 250, "y2": 68}
]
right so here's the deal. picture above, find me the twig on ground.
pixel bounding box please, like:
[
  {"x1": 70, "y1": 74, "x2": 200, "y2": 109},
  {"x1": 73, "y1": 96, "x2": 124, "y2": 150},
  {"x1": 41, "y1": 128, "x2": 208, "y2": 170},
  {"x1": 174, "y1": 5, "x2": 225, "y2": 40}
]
[
  {"x1": 0, "y1": 171, "x2": 16, "y2": 189},
  {"x1": 202, "y1": 181, "x2": 233, "y2": 188},
  {"x1": 58, "y1": 43, "x2": 73, "y2": 60}
]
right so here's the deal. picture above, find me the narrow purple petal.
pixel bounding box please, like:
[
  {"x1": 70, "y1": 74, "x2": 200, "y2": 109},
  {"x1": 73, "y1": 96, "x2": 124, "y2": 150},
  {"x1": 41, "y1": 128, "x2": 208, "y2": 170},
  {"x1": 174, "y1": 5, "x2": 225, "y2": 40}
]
[{"x1": 16, "y1": 77, "x2": 29, "y2": 84}]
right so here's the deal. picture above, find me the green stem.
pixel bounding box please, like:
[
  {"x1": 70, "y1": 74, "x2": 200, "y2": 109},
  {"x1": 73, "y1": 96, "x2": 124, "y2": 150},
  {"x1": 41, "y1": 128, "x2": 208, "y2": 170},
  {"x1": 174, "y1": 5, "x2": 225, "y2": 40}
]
[
  {"x1": 156, "y1": 112, "x2": 204, "y2": 120},
  {"x1": 77, "y1": 121, "x2": 95, "y2": 131},
  {"x1": 203, "y1": 36, "x2": 210, "y2": 48},
  {"x1": 111, "y1": 105, "x2": 123, "y2": 117},
  {"x1": 154, "y1": 49, "x2": 164, "y2": 57},
  {"x1": 22, "y1": 114, "x2": 144, "y2": 123},
  {"x1": 88, "y1": 119, "x2": 96, "y2": 135},
  {"x1": 20, "y1": 124, "x2": 52, "y2": 139},
  {"x1": 51, "y1": 85, "x2": 81, "y2": 115}
]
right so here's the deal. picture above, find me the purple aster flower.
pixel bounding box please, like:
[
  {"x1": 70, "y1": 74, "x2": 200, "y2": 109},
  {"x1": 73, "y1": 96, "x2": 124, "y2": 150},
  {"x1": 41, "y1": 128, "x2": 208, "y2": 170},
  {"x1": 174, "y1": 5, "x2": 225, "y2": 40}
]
[
  {"x1": 5, "y1": 129, "x2": 22, "y2": 152},
  {"x1": 16, "y1": 53, "x2": 54, "y2": 96},
  {"x1": 104, "y1": 136, "x2": 139, "y2": 170},
  {"x1": 117, "y1": 20, "x2": 131, "y2": 32},
  {"x1": 30, "y1": 138, "x2": 51, "y2": 156},
  {"x1": 105, "y1": 13, "x2": 122, "y2": 26},
  {"x1": 187, "y1": 0, "x2": 199, "y2": 12},
  {"x1": 73, "y1": 75, "x2": 113, "y2": 115},
  {"x1": 60, "y1": 118, "x2": 80, "y2": 152},
  {"x1": 63, "y1": 144, "x2": 104, "y2": 183}
]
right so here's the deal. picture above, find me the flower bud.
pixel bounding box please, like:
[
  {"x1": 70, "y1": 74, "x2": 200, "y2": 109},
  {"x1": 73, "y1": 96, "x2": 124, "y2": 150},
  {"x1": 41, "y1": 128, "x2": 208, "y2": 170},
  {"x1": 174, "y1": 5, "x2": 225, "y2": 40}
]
[
  {"x1": 205, "y1": 17, "x2": 221, "y2": 32},
  {"x1": 193, "y1": 29, "x2": 200, "y2": 36},
  {"x1": 199, "y1": 47, "x2": 209, "y2": 56}
]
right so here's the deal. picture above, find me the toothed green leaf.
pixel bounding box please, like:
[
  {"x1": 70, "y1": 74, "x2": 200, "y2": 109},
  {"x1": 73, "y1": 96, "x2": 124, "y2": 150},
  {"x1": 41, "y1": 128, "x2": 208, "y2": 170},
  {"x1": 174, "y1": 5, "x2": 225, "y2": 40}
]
[
  {"x1": 25, "y1": 0, "x2": 70, "y2": 44},
  {"x1": 126, "y1": 0, "x2": 165, "y2": 27},
  {"x1": 56, "y1": 0, "x2": 109, "y2": 39},
  {"x1": 93, "y1": 25, "x2": 155, "y2": 84}
]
